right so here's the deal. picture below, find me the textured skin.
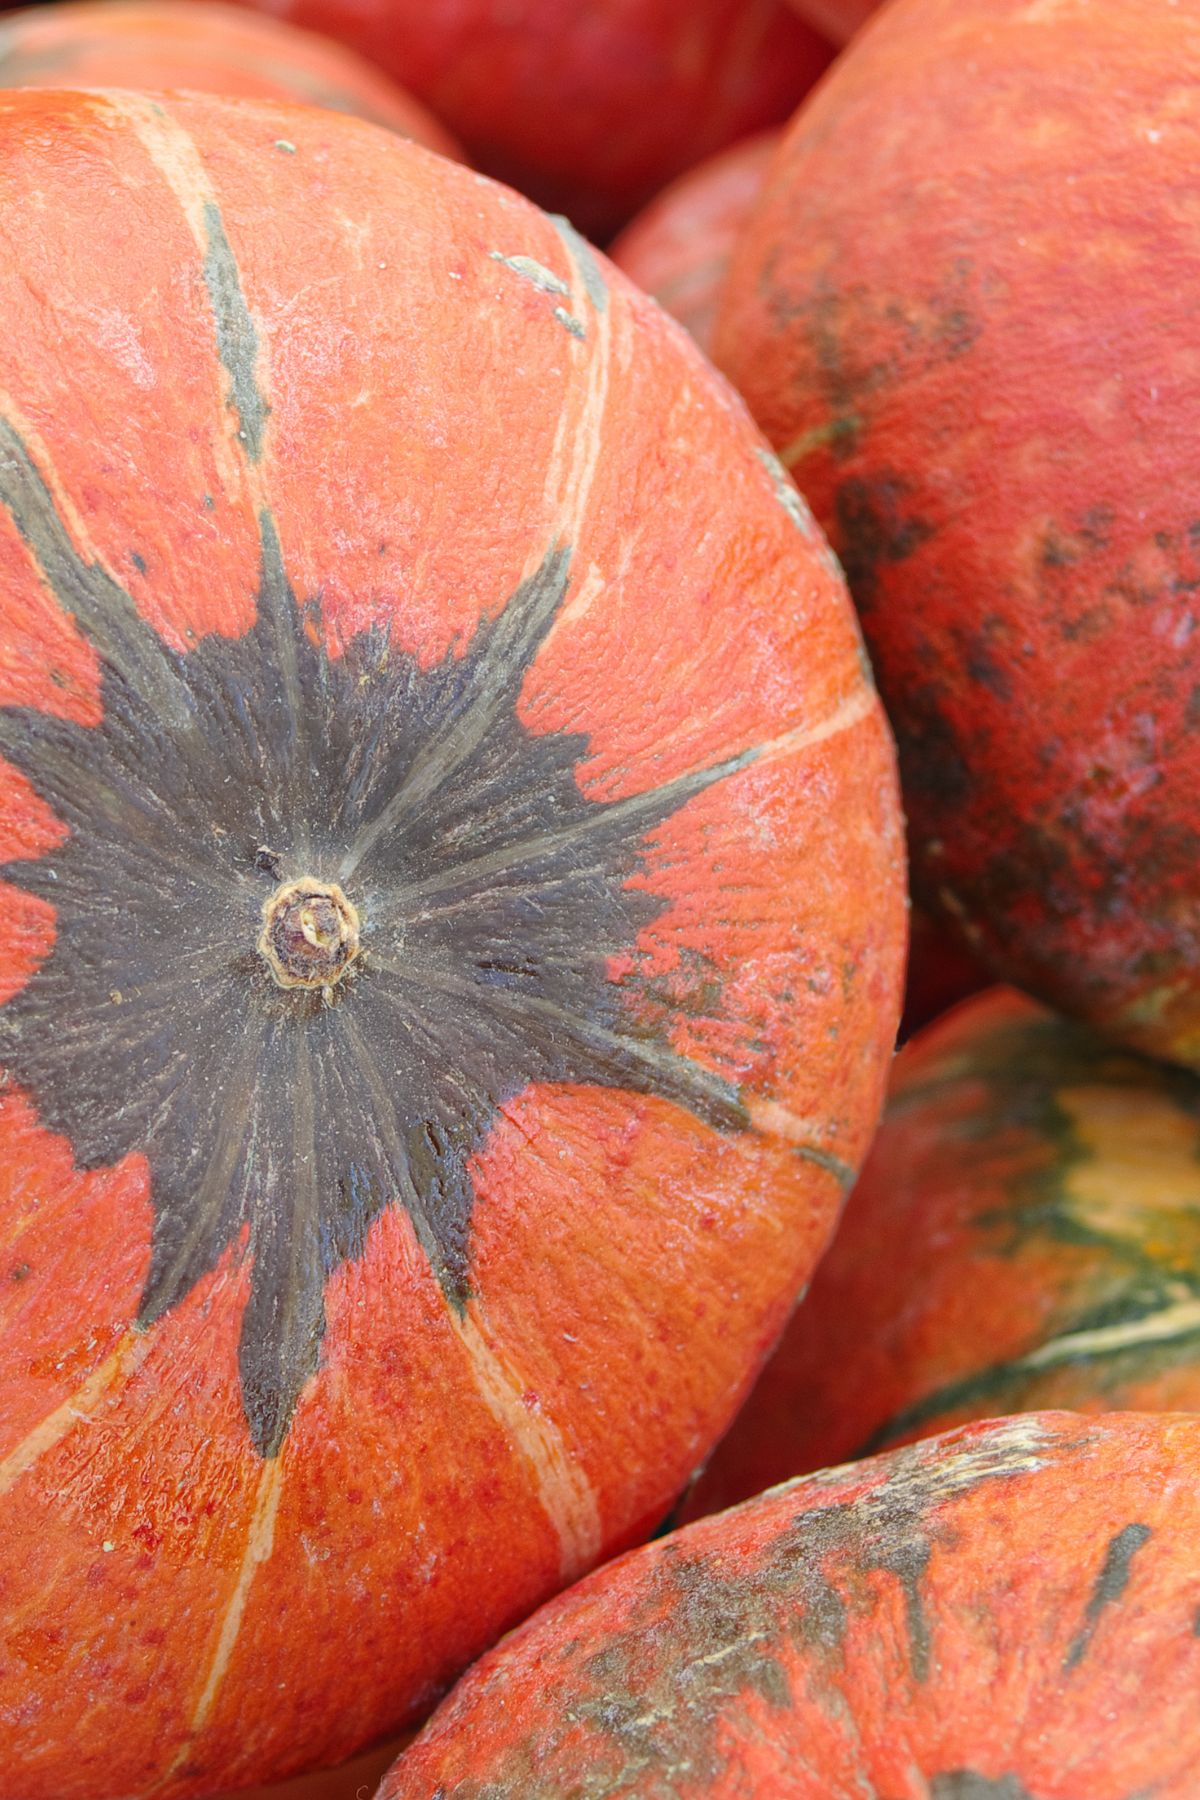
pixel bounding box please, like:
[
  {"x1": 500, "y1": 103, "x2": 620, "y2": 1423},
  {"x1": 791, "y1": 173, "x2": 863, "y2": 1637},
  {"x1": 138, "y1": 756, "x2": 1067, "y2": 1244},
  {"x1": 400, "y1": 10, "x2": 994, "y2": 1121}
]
[
  {"x1": 0, "y1": 0, "x2": 462, "y2": 155},
  {"x1": 0, "y1": 91, "x2": 904, "y2": 1799},
  {"x1": 786, "y1": 0, "x2": 878, "y2": 46},
  {"x1": 686, "y1": 988, "x2": 1200, "y2": 1518},
  {"x1": 716, "y1": 0, "x2": 1200, "y2": 1068},
  {"x1": 382, "y1": 1412, "x2": 1200, "y2": 1799},
  {"x1": 609, "y1": 131, "x2": 780, "y2": 355},
  {"x1": 208, "y1": 0, "x2": 832, "y2": 238}
]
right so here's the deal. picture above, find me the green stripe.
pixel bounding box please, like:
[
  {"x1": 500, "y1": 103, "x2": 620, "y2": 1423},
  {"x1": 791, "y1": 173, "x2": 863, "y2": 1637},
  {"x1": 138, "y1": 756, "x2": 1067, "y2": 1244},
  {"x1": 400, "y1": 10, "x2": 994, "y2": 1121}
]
[{"x1": 202, "y1": 201, "x2": 269, "y2": 462}]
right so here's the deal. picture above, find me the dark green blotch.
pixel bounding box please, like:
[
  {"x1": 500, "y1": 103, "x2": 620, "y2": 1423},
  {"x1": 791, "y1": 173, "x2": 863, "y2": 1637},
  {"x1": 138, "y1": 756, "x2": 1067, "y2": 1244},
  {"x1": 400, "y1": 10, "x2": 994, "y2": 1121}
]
[
  {"x1": 833, "y1": 471, "x2": 935, "y2": 612},
  {"x1": 932, "y1": 1775, "x2": 1036, "y2": 1800},
  {"x1": 1065, "y1": 1521, "x2": 1153, "y2": 1671}
]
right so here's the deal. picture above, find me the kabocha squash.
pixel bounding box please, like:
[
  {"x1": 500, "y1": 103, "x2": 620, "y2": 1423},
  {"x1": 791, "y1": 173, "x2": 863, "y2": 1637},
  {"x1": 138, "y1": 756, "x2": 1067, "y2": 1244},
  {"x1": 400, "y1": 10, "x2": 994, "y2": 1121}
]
[
  {"x1": 716, "y1": 0, "x2": 1200, "y2": 1069},
  {"x1": 609, "y1": 131, "x2": 781, "y2": 355},
  {"x1": 0, "y1": 0, "x2": 461, "y2": 154},
  {"x1": 0, "y1": 89, "x2": 904, "y2": 1799},
  {"x1": 382, "y1": 1411, "x2": 1200, "y2": 1798},
  {"x1": 201, "y1": 0, "x2": 833, "y2": 239},
  {"x1": 685, "y1": 988, "x2": 1200, "y2": 1520}
]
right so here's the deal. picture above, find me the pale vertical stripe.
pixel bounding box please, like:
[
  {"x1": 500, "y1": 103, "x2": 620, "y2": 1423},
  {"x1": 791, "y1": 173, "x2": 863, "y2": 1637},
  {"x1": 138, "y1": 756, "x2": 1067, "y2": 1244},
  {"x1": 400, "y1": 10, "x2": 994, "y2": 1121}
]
[
  {"x1": 103, "y1": 92, "x2": 268, "y2": 502},
  {"x1": 0, "y1": 1329, "x2": 142, "y2": 1495},
  {"x1": 449, "y1": 1303, "x2": 602, "y2": 1582},
  {"x1": 105, "y1": 91, "x2": 221, "y2": 258},
  {"x1": 532, "y1": 231, "x2": 619, "y2": 595},
  {"x1": 158, "y1": 1456, "x2": 286, "y2": 1785}
]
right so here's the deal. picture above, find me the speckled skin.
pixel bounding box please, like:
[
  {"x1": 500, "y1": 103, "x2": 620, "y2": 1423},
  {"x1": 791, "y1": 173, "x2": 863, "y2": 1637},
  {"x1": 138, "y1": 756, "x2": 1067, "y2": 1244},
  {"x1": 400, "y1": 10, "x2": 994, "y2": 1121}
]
[
  {"x1": 609, "y1": 130, "x2": 781, "y2": 355},
  {"x1": 686, "y1": 988, "x2": 1200, "y2": 1518},
  {"x1": 0, "y1": 0, "x2": 462, "y2": 154},
  {"x1": 382, "y1": 1412, "x2": 1200, "y2": 1799},
  {"x1": 0, "y1": 91, "x2": 904, "y2": 1799},
  {"x1": 196, "y1": 0, "x2": 833, "y2": 239},
  {"x1": 716, "y1": 0, "x2": 1200, "y2": 1069}
]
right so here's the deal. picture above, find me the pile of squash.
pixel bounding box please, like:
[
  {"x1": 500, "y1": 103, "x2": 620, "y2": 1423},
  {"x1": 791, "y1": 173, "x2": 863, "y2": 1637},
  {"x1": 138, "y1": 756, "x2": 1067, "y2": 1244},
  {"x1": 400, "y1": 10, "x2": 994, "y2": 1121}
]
[{"x1": 0, "y1": 2, "x2": 1196, "y2": 1797}]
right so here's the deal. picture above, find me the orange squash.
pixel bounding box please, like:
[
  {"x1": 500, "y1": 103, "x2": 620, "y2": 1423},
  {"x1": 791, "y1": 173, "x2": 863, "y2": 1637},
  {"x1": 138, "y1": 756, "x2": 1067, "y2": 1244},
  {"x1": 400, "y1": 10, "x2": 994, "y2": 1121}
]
[
  {"x1": 383, "y1": 1411, "x2": 1200, "y2": 1798},
  {"x1": 0, "y1": 89, "x2": 904, "y2": 1798},
  {"x1": 0, "y1": 0, "x2": 461, "y2": 154},
  {"x1": 687, "y1": 988, "x2": 1200, "y2": 1520},
  {"x1": 716, "y1": 0, "x2": 1200, "y2": 1068}
]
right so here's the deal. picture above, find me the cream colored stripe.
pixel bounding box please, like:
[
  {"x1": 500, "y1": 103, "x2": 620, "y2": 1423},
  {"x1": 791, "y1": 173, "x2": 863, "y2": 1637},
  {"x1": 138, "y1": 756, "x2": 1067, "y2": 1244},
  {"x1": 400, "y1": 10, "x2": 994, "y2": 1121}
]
[
  {"x1": 159, "y1": 1456, "x2": 286, "y2": 1784},
  {"x1": 554, "y1": 273, "x2": 614, "y2": 553},
  {"x1": 1014, "y1": 1298, "x2": 1200, "y2": 1373},
  {"x1": 104, "y1": 92, "x2": 220, "y2": 257},
  {"x1": 584, "y1": 677, "x2": 877, "y2": 818},
  {"x1": 449, "y1": 1303, "x2": 601, "y2": 1582},
  {"x1": 530, "y1": 228, "x2": 617, "y2": 601},
  {"x1": 752, "y1": 681, "x2": 877, "y2": 767},
  {"x1": 0, "y1": 1329, "x2": 142, "y2": 1495},
  {"x1": 745, "y1": 1097, "x2": 839, "y2": 1152},
  {"x1": 103, "y1": 92, "x2": 266, "y2": 502},
  {"x1": 745, "y1": 1099, "x2": 855, "y2": 1189}
]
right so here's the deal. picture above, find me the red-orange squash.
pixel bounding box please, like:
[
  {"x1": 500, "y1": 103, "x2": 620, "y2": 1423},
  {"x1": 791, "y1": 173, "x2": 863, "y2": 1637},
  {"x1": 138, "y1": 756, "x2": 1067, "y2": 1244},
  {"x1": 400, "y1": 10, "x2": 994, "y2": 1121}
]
[
  {"x1": 202, "y1": 0, "x2": 833, "y2": 239},
  {"x1": 382, "y1": 1411, "x2": 1200, "y2": 1798},
  {"x1": 0, "y1": 0, "x2": 461, "y2": 154},
  {"x1": 716, "y1": 0, "x2": 1200, "y2": 1069},
  {"x1": 0, "y1": 88, "x2": 904, "y2": 1799},
  {"x1": 609, "y1": 130, "x2": 781, "y2": 355},
  {"x1": 686, "y1": 987, "x2": 1200, "y2": 1519}
]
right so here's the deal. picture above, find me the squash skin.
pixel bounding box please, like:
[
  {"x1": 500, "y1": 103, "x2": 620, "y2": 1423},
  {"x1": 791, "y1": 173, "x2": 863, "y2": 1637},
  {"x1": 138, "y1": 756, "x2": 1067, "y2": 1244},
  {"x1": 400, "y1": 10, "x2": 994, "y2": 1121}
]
[
  {"x1": 899, "y1": 904, "x2": 985, "y2": 1039},
  {"x1": 241, "y1": 1740, "x2": 404, "y2": 1800},
  {"x1": 0, "y1": 90, "x2": 904, "y2": 1799},
  {"x1": 786, "y1": 0, "x2": 878, "y2": 45},
  {"x1": 609, "y1": 130, "x2": 781, "y2": 356},
  {"x1": 716, "y1": 0, "x2": 1200, "y2": 1069},
  {"x1": 0, "y1": 0, "x2": 462, "y2": 156},
  {"x1": 686, "y1": 987, "x2": 1200, "y2": 1519},
  {"x1": 194, "y1": 0, "x2": 833, "y2": 239},
  {"x1": 382, "y1": 1411, "x2": 1200, "y2": 1799}
]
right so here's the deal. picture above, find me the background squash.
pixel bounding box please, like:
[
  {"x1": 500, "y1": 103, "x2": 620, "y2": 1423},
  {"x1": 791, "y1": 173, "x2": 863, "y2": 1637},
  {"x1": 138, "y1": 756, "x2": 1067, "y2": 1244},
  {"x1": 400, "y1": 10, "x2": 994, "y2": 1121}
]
[
  {"x1": 0, "y1": 0, "x2": 461, "y2": 154},
  {"x1": 609, "y1": 130, "x2": 781, "y2": 354},
  {"x1": 716, "y1": 0, "x2": 1200, "y2": 1069},
  {"x1": 786, "y1": 0, "x2": 878, "y2": 44},
  {"x1": 383, "y1": 1411, "x2": 1200, "y2": 1798},
  {"x1": 193, "y1": 0, "x2": 834, "y2": 238},
  {"x1": 686, "y1": 987, "x2": 1200, "y2": 1519}
]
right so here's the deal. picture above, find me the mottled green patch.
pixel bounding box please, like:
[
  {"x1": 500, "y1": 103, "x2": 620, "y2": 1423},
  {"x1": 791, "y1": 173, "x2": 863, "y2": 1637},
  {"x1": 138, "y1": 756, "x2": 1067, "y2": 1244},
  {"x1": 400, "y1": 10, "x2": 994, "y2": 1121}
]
[{"x1": 408, "y1": 1423, "x2": 1054, "y2": 1798}]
